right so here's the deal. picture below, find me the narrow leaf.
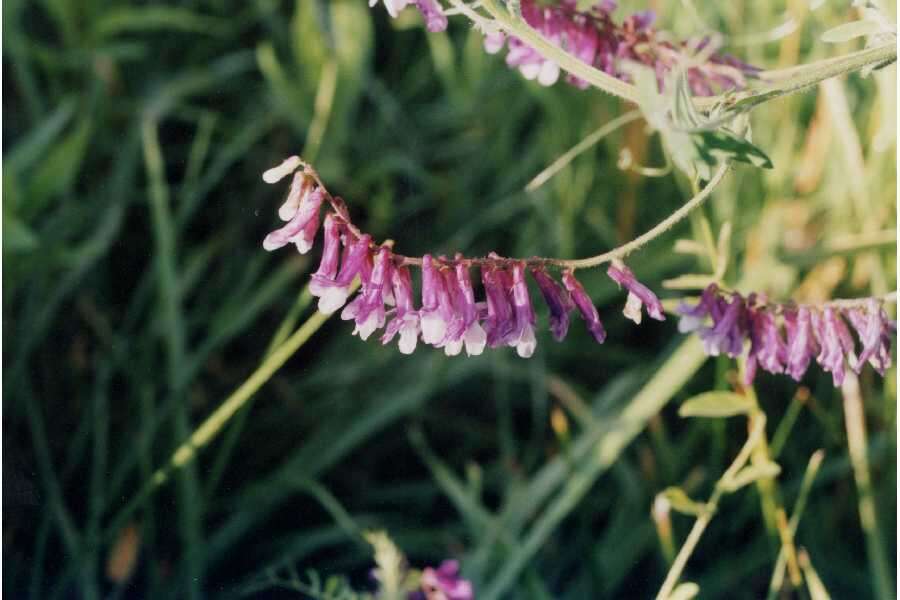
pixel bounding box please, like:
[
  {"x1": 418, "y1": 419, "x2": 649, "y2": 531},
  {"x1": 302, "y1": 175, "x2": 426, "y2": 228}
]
[{"x1": 679, "y1": 391, "x2": 755, "y2": 418}]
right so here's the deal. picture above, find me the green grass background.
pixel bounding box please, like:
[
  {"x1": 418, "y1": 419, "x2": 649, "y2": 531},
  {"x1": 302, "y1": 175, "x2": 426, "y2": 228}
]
[{"x1": 3, "y1": 0, "x2": 896, "y2": 598}]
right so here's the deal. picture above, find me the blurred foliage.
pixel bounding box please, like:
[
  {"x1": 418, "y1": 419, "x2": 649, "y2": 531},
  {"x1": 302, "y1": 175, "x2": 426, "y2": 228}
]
[{"x1": 2, "y1": 0, "x2": 896, "y2": 599}]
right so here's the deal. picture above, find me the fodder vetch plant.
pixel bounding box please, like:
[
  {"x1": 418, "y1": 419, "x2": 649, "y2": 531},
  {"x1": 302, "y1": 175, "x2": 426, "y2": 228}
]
[{"x1": 3, "y1": 0, "x2": 896, "y2": 599}]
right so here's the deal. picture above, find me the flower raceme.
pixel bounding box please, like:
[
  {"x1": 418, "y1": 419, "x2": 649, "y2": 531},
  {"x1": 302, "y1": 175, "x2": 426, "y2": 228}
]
[
  {"x1": 369, "y1": 0, "x2": 758, "y2": 95},
  {"x1": 262, "y1": 156, "x2": 894, "y2": 386},
  {"x1": 678, "y1": 285, "x2": 896, "y2": 387},
  {"x1": 261, "y1": 156, "x2": 665, "y2": 360}
]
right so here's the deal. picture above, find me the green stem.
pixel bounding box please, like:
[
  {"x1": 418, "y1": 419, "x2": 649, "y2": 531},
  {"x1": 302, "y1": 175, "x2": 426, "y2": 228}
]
[
  {"x1": 841, "y1": 372, "x2": 894, "y2": 600},
  {"x1": 655, "y1": 414, "x2": 767, "y2": 600},
  {"x1": 471, "y1": 0, "x2": 896, "y2": 112},
  {"x1": 103, "y1": 288, "x2": 352, "y2": 542}
]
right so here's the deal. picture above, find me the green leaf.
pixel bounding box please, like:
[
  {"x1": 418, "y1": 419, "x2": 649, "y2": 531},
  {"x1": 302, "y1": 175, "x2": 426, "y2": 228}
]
[
  {"x1": 93, "y1": 7, "x2": 228, "y2": 37},
  {"x1": 679, "y1": 392, "x2": 755, "y2": 418},
  {"x1": 668, "y1": 582, "x2": 701, "y2": 600},
  {"x1": 694, "y1": 129, "x2": 774, "y2": 169},
  {"x1": 659, "y1": 487, "x2": 706, "y2": 516},
  {"x1": 3, "y1": 216, "x2": 40, "y2": 252},
  {"x1": 822, "y1": 20, "x2": 885, "y2": 43}
]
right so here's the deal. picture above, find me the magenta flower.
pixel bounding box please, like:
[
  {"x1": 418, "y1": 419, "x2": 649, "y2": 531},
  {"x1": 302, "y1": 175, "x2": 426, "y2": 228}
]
[
  {"x1": 509, "y1": 262, "x2": 538, "y2": 357},
  {"x1": 482, "y1": 264, "x2": 517, "y2": 348},
  {"x1": 530, "y1": 267, "x2": 573, "y2": 341},
  {"x1": 699, "y1": 294, "x2": 746, "y2": 358},
  {"x1": 419, "y1": 254, "x2": 450, "y2": 346},
  {"x1": 845, "y1": 299, "x2": 896, "y2": 376},
  {"x1": 262, "y1": 187, "x2": 324, "y2": 254},
  {"x1": 410, "y1": 560, "x2": 473, "y2": 600},
  {"x1": 744, "y1": 301, "x2": 787, "y2": 385},
  {"x1": 341, "y1": 247, "x2": 392, "y2": 340},
  {"x1": 784, "y1": 307, "x2": 817, "y2": 381},
  {"x1": 607, "y1": 262, "x2": 665, "y2": 324},
  {"x1": 415, "y1": 0, "x2": 448, "y2": 32},
  {"x1": 382, "y1": 265, "x2": 421, "y2": 354},
  {"x1": 677, "y1": 284, "x2": 720, "y2": 333},
  {"x1": 562, "y1": 270, "x2": 606, "y2": 343},
  {"x1": 453, "y1": 261, "x2": 487, "y2": 356},
  {"x1": 311, "y1": 230, "x2": 372, "y2": 315}
]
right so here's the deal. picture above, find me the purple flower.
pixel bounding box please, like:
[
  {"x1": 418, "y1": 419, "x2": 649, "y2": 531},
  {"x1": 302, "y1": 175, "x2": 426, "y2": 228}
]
[
  {"x1": 482, "y1": 264, "x2": 517, "y2": 348},
  {"x1": 454, "y1": 261, "x2": 487, "y2": 356},
  {"x1": 415, "y1": 0, "x2": 448, "y2": 32},
  {"x1": 562, "y1": 270, "x2": 606, "y2": 343},
  {"x1": 744, "y1": 304, "x2": 787, "y2": 384},
  {"x1": 810, "y1": 307, "x2": 855, "y2": 387},
  {"x1": 677, "y1": 284, "x2": 720, "y2": 333},
  {"x1": 699, "y1": 294, "x2": 746, "y2": 358},
  {"x1": 845, "y1": 299, "x2": 896, "y2": 376},
  {"x1": 382, "y1": 265, "x2": 421, "y2": 354},
  {"x1": 530, "y1": 267, "x2": 573, "y2": 341},
  {"x1": 262, "y1": 187, "x2": 324, "y2": 254},
  {"x1": 411, "y1": 560, "x2": 474, "y2": 600},
  {"x1": 420, "y1": 254, "x2": 450, "y2": 346},
  {"x1": 311, "y1": 229, "x2": 372, "y2": 315},
  {"x1": 509, "y1": 262, "x2": 538, "y2": 357},
  {"x1": 784, "y1": 307, "x2": 818, "y2": 381},
  {"x1": 606, "y1": 262, "x2": 665, "y2": 324},
  {"x1": 341, "y1": 247, "x2": 392, "y2": 340}
]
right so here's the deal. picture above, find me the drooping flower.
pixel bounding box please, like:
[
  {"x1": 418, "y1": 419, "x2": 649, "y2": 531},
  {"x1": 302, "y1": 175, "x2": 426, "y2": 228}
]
[
  {"x1": 410, "y1": 560, "x2": 474, "y2": 600},
  {"x1": 845, "y1": 299, "x2": 896, "y2": 376},
  {"x1": 382, "y1": 265, "x2": 421, "y2": 354},
  {"x1": 677, "y1": 284, "x2": 720, "y2": 333},
  {"x1": 607, "y1": 262, "x2": 665, "y2": 324},
  {"x1": 341, "y1": 247, "x2": 392, "y2": 340},
  {"x1": 699, "y1": 293, "x2": 746, "y2": 358},
  {"x1": 744, "y1": 300, "x2": 787, "y2": 385},
  {"x1": 509, "y1": 262, "x2": 538, "y2": 357},
  {"x1": 415, "y1": 0, "x2": 448, "y2": 32},
  {"x1": 454, "y1": 260, "x2": 487, "y2": 356},
  {"x1": 471, "y1": 0, "x2": 756, "y2": 94},
  {"x1": 530, "y1": 267, "x2": 573, "y2": 341},
  {"x1": 562, "y1": 270, "x2": 606, "y2": 343},
  {"x1": 481, "y1": 263, "x2": 517, "y2": 348},
  {"x1": 419, "y1": 254, "x2": 450, "y2": 345},
  {"x1": 311, "y1": 230, "x2": 372, "y2": 315},
  {"x1": 784, "y1": 306, "x2": 817, "y2": 381},
  {"x1": 262, "y1": 187, "x2": 324, "y2": 253}
]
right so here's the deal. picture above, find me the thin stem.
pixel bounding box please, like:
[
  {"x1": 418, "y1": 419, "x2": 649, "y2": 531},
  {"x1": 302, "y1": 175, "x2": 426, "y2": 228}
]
[
  {"x1": 451, "y1": 1, "x2": 896, "y2": 111},
  {"x1": 841, "y1": 372, "x2": 894, "y2": 600},
  {"x1": 655, "y1": 414, "x2": 767, "y2": 600},
  {"x1": 525, "y1": 109, "x2": 643, "y2": 192},
  {"x1": 304, "y1": 161, "x2": 729, "y2": 271},
  {"x1": 102, "y1": 290, "x2": 354, "y2": 542}
]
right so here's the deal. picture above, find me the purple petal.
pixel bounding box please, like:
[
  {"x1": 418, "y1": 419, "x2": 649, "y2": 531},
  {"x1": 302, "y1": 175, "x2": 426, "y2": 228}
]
[
  {"x1": 562, "y1": 270, "x2": 606, "y2": 343},
  {"x1": 530, "y1": 267, "x2": 573, "y2": 341}
]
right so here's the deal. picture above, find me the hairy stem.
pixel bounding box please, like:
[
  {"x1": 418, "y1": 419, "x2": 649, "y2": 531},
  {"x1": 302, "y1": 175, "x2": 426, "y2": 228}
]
[{"x1": 461, "y1": 0, "x2": 896, "y2": 112}]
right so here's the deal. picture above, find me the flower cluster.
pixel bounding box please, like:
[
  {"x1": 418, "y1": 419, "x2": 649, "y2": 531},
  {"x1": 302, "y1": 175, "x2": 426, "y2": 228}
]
[
  {"x1": 261, "y1": 157, "x2": 664, "y2": 359},
  {"x1": 369, "y1": 0, "x2": 758, "y2": 95},
  {"x1": 409, "y1": 560, "x2": 473, "y2": 600},
  {"x1": 679, "y1": 285, "x2": 896, "y2": 387}
]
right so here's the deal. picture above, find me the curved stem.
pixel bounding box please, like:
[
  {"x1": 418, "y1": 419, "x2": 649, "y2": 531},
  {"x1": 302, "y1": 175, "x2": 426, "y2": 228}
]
[
  {"x1": 304, "y1": 161, "x2": 729, "y2": 271},
  {"x1": 551, "y1": 163, "x2": 729, "y2": 269},
  {"x1": 460, "y1": 0, "x2": 896, "y2": 112}
]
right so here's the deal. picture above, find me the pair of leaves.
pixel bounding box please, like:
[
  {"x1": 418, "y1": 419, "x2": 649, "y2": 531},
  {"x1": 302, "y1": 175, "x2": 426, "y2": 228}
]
[{"x1": 630, "y1": 63, "x2": 773, "y2": 180}]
